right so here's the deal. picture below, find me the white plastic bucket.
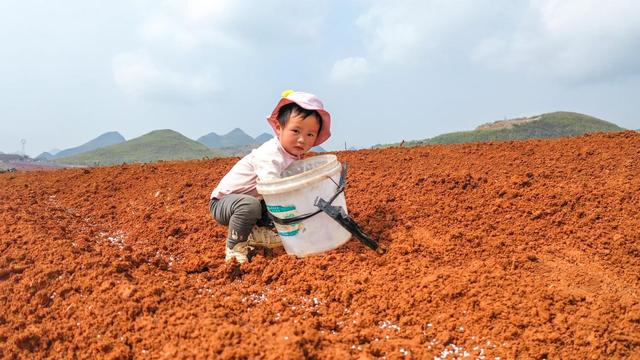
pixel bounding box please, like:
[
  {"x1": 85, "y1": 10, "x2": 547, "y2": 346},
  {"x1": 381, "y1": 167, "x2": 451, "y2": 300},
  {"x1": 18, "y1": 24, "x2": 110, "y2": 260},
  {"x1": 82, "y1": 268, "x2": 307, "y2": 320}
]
[{"x1": 256, "y1": 154, "x2": 351, "y2": 257}]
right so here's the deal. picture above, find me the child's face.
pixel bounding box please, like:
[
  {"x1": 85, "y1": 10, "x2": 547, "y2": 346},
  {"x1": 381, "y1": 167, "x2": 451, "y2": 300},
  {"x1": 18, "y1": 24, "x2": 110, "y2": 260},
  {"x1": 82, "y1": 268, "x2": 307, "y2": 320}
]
[{"x1": 275, "y1": 112, "x2": 320, "y2": 157}]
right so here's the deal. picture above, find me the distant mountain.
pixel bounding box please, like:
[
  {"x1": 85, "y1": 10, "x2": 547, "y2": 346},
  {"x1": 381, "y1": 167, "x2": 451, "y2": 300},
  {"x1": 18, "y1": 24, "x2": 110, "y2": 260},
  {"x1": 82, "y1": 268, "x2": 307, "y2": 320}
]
[
  {"x1": 213, "y1": 144, "x2": 265, "y2": 158},
  {"x1": 36, "y1": 152, "x2": 55, "y2": 161},
  {"x1": 211, "y1": 134, "x2": 326, "y2": 157},
  {"x1": 0, "y1": 154, "x2": 28, "y2": 162},
  {"x1": 197, "y1": 132, "x2": 223, "y2": 147},
  {"x1": 55, "y1": 129, "x2": 220, "y2": 166},
  {"x1": 198, "y1": 128, "x2": 255, "y2": 148},
  {"x1": 197, "y1": 129, "x2": 327, "y2": 156},
  {"x1": 226, "y1": 128, "x2": 255, "y2": 145},
  {"x1": 378, "y1": 112, "x2": 625, "y2": 147},
  {"x1": 53, "y1": 131, "x2": 125, "y2": 159},
  {"x1": 254, "y1": 133, "x2": 273, "y2": 144}
]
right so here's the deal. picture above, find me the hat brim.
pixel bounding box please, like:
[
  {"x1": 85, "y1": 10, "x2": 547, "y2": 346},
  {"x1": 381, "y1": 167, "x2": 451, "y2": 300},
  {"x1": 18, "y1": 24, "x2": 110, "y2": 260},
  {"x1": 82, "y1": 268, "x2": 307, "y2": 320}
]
[{"x1": 267, "y1": 98, "x2": 331, "y2": 146}]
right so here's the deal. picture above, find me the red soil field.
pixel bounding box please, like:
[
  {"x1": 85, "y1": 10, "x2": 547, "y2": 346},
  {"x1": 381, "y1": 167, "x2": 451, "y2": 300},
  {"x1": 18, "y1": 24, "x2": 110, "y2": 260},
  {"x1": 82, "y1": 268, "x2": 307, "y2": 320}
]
[{"x1": 1, "y1": 132, "x2": 639, "y2": 359}]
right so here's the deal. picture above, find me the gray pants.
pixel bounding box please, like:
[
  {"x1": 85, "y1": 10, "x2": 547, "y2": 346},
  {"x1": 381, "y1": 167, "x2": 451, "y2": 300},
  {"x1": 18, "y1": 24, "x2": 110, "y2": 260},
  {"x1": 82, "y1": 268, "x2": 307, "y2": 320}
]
[{"x1": 209, "y1": 194, "x2": 263, "y2": 248}]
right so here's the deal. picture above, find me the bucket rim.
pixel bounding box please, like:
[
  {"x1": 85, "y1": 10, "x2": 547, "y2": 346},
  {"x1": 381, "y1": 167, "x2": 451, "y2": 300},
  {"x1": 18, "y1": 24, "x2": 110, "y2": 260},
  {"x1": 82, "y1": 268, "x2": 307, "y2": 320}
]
[
  {"x1": 257, "y1": 154, "x2": 338, "y2": 186},
  {"x1": 256, "y1": 154, "x2": 341, "y2": 195}
]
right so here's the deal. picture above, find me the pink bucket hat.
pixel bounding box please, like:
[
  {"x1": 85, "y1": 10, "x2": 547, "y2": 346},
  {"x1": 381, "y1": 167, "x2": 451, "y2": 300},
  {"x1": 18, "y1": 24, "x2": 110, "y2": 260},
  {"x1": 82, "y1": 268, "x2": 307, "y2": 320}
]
[{"x1": 267, "y1": 90, "x2": 331, "y2": 146}]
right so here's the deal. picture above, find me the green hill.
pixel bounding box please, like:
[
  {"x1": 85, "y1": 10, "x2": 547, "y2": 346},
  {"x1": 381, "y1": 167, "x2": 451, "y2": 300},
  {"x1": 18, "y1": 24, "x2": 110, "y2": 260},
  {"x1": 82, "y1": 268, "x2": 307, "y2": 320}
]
[
  {"x1": 55, "y1": 129, "x2": 221, "y2": 166},
  {"x1": 383, "y1": 112, "x2": 625, "y2": 147}
]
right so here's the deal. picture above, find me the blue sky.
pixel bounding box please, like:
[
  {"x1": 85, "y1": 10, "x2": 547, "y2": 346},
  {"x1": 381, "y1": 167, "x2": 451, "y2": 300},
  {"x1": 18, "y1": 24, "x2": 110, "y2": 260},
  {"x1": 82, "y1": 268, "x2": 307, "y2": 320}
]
[{"x1": 1, "y1": 0, "x2": 639, "y2": 157}]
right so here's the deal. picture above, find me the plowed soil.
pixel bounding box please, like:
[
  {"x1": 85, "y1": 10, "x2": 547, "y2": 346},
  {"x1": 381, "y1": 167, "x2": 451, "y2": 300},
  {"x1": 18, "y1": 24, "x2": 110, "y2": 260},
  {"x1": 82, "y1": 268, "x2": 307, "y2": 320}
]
[{"x1": 1, "y1": 132, "x2": 639, "y2": 359}]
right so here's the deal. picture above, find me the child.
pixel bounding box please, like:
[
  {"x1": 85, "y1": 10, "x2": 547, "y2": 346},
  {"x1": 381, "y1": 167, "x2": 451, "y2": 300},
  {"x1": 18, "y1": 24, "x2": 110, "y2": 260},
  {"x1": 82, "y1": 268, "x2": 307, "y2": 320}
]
[{"x1": 209, "y1": 90, "x2": 332, "y2": 263}]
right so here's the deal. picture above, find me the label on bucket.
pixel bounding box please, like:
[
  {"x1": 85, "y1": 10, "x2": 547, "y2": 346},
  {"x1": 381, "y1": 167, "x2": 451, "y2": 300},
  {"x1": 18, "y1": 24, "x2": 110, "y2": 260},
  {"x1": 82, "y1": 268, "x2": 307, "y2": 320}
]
[
  {"x1": 266, "y1": 205, "x2": 296, "y2": 213},
  {"x1": 266, "y1": 204, "x2": 302, "y2": 237}
]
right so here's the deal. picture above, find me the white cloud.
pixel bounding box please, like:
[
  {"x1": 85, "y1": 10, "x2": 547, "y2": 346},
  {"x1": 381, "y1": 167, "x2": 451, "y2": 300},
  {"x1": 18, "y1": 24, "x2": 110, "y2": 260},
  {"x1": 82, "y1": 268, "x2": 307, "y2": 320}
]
[
  {"x1": 473, "y1": 0, "x2": 640, "y2": 82},
  {"x1": 331, "y1": 0, "x2": 492, "y2": 81},
  {"x1": 357, "y1": 1, "x2": 426, "y2": 65},
  {"x1": 330, "y1": 57, "x2": 372, "y2": 84},
  {"x1": 140, "y1": 15, "x2": 201, "y2": 51},
  {"x1": 184, "y1": 0, "x2": 237, "y2": 24},
  {"x1": 336, "y1": 0, "x2": 640, "y2": 84},
  {"x1": 113, "y1": 0, "x2": 328, "y2": 102},
  {"x1": 139, "y1": 0, "x2": 243, "y2": 52},
  {"x1": 355, "y1": 0, "x2": 488, "y2": 64},
  {"x1": 139, "y1": 13, "x2": 244, "y2": 53},
  {"x1": 113, "y1": 51, "x2": 217, "y2": 102}
]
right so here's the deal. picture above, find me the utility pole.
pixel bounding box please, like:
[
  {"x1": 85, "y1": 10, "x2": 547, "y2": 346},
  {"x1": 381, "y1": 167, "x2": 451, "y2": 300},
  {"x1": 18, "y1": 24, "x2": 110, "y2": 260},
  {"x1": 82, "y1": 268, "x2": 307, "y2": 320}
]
[{"x1": 20, "y1": 139, "x2": 26, "y2": 157}]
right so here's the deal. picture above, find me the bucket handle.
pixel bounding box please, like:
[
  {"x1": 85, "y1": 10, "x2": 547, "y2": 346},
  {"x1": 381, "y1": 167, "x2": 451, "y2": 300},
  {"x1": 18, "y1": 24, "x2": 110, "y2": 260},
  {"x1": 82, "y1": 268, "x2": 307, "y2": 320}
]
[
  {"x1": 313, "y1": 196, "x2": 380, "y2": 252},
  {"x1": 267, "y1": 163, "x2": 380, "y2": 252},
  {"x1": 268, "y1": 163, "x2": 346, "y2": 226}
]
